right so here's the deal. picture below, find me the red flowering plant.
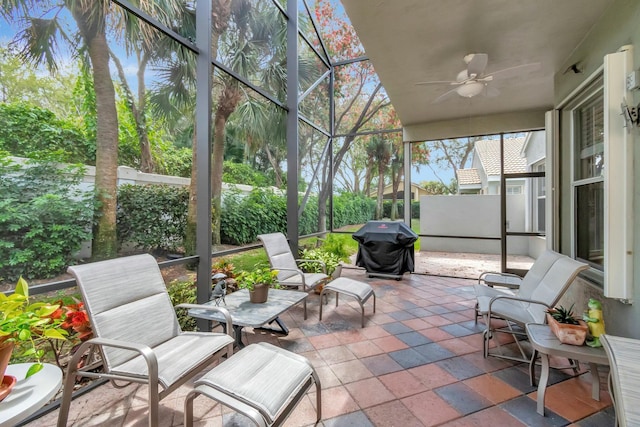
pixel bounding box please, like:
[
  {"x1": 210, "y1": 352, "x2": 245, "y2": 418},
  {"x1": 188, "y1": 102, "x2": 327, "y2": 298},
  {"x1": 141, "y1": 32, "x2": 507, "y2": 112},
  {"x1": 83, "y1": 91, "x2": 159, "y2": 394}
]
[{"x1": 45, "y1": 299, "x2": 93, "y2": 369}]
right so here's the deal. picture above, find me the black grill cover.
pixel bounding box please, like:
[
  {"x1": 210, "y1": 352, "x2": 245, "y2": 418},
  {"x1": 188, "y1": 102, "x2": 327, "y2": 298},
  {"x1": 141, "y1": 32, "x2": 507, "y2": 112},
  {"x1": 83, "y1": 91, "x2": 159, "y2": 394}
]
[{"x1": 352, "y1": 221, "x2": 418, "y2": 276}]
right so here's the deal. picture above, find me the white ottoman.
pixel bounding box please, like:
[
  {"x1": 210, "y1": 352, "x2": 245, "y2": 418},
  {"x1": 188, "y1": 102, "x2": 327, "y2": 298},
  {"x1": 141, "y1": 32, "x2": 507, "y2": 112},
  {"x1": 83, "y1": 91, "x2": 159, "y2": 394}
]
[
  {"x1": 319, "y1": 277, "x2": 376, "y2": 328},
  {"x1": 184, "y1": 342, "x2": 321, "y2": 426}
]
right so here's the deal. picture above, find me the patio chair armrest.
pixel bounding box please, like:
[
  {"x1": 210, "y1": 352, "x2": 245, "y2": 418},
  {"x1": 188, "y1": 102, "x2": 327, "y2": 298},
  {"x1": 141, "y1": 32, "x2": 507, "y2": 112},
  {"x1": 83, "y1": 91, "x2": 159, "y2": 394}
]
[
  {"x1": 487, "y1": 294, "x2": 551, "y2": 320},
  {"x1": 82, "y1": 337, "x2": 159, "y2": 377},
  {"x1": 488, "y1": 294, "x2": 550, "y2": 308},
  {"x1": 478, "y1": 271, "x2": 522, "y2": 284},
  {"x1": 273, "y1": 266, "x2": 305, "y2": 277},
  {"x1": 176, "y1": 304, "x2": 233, "y2": 335},
  {"x1": 296, "y1": 259, "x2": 327, "y2": 274}
]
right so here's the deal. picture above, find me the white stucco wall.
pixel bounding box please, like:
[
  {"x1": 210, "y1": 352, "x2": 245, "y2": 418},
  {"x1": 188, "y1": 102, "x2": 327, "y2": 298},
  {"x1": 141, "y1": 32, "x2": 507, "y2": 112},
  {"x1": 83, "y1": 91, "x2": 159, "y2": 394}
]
[{"x1": 419, "y1": 194, "x2": 529, "y2": 255}]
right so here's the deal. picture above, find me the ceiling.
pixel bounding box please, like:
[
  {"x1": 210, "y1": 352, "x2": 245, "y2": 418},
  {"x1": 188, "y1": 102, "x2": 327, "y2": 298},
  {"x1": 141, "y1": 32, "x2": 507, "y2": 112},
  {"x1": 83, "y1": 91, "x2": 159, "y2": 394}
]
[{"x1": 340, "y1": 0, "x2": 615, "y2": 132}]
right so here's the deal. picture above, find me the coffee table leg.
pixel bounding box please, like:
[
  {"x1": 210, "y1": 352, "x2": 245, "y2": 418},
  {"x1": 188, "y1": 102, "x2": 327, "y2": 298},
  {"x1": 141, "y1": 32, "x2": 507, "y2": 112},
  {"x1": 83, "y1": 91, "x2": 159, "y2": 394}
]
[
  {"x1": 537, "y1": 353, "x2": 550, "y2": 416},
  {"x1": 589, "y1": 363, "x2": 601, "y2": 400},
  {"x1": 254, "y1": 317, "x2": 289, "y2": 336},
  {"x1": 233, "y1": 325, "x2": 245, "y2": 348}
]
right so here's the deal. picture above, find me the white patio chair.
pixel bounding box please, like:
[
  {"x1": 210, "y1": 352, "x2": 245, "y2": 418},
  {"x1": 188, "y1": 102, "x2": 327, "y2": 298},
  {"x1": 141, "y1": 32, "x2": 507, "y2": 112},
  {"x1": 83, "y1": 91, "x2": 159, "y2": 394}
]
[
  {"x1": 57, "y1": 254, "x2": 235, "y2": 427},
  {"x1": 601, "y1": 334, "x2": 640, "y2": 427},
  {"x1": 475, "y1": 250, "x2": 588, "y2": 362},
  {"x1": 474, "y1": 249, "x2": 562, "y2": 323},
  {"x1": 258, "y1": 233, "x2": 328, "y2": 319}
]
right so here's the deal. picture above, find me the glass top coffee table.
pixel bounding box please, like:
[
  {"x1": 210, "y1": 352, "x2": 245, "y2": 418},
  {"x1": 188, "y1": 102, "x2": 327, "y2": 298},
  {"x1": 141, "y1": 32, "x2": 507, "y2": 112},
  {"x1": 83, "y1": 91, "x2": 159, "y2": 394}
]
[{"x1": 189, "y1": 288, "x2": 307, "y2": 348}]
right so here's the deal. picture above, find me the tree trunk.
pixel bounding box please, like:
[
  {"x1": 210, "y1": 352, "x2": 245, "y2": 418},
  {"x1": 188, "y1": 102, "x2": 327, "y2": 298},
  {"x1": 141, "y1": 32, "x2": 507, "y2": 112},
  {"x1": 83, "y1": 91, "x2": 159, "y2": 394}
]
[
  {"x1": 390, "y1": 164, "x2": 403, "y2": 220},
  {"x1": 110, "y1": 51, "x2": 154, "y2": 173},
  {"x1": 376, "y1": 163, "x2": 385, "y2": 219},
  {"x1": 73, "y1": 9, "x2": 119, "y2": 260},
  {"x1": 211, "y1": 84, "x2": 241, "y2": 246},
  {"x1": 136, "y1": 54, "x2": 154, "y2": 173}
]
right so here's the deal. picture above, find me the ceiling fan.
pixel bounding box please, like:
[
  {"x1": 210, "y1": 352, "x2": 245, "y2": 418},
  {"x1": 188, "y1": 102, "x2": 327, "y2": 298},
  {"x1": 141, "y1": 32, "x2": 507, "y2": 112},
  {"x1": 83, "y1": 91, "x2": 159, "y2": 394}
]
[{"x1": 416, "y1": 53, "x2": 540, "y2": 103}]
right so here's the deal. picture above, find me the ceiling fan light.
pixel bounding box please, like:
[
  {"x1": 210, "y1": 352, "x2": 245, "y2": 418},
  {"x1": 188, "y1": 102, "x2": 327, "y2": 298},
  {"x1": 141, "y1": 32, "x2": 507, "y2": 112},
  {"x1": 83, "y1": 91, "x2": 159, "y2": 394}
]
[{"x1": 456, "y1": 81, "x2": 484, "y2": 98}]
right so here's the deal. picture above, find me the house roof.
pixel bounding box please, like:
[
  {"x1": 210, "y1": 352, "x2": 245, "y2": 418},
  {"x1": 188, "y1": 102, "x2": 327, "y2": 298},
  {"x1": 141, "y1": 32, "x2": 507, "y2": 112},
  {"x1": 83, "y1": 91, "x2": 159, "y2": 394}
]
[
  {"x1": 475, "y1": 137, "x2": 527, "y2": 176},
  {"x1": 456, "y1": 169, "x2": 481, "y2": 185}
]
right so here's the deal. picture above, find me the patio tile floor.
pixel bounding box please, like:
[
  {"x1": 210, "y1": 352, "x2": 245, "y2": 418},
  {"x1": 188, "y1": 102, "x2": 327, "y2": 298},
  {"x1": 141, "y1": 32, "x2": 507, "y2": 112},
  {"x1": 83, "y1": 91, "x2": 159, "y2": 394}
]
[{"x1": 26, "y1": 268, "x2": 615, "y2": 426}]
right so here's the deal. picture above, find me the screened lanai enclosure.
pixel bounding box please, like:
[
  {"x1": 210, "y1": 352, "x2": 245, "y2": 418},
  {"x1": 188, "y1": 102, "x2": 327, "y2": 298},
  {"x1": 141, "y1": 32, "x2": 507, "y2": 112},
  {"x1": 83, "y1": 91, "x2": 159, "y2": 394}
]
[
  {"x1": 1, "y1": 0, "x2": 546, "y2": 301},
  {"x1": 0, "y1": 0, "x2": 405, "y2": 303}
]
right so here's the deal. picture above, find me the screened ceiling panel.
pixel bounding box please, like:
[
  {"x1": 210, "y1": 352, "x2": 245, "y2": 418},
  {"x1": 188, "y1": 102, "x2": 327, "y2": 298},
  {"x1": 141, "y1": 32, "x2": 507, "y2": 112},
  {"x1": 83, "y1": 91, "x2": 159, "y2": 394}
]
[
  {"x1": 308, "y1": 0, "x2": 365, "y2": 63},
  {"x1": 298, "y1": 34, "x2": 330, "y2": 97},
  {"x1": 298, "y1": 3, "x2": 330, "y2": 65},
  {"x1": 213, "y1": 0, "x2": 287, "y2": 105},
  {"x1": 299, "y1": 75, "x2": 330, "y2": 133},
  {"x1": 298, "y1": 120, "x2": 331, "y2": 234}
]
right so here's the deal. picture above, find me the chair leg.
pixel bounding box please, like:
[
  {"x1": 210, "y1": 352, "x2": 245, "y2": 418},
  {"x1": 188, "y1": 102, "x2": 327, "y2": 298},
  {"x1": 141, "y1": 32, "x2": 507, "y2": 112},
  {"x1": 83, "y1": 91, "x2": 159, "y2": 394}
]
[
  {"x1": 184, "y1": 390, "x2": 197, "y2": 427},
  {"x1": 311, "y1": 368, "x2": 322, "y2": 423},
  {"x1": 57, "y1": 341, "x2": 93, "y2": 427},
  {"x1": 148, "y1": 376, "x2": 159, "y2": 426},
  {"x1": 319, "y1": 289, "x2": 326, "y2": 321}
]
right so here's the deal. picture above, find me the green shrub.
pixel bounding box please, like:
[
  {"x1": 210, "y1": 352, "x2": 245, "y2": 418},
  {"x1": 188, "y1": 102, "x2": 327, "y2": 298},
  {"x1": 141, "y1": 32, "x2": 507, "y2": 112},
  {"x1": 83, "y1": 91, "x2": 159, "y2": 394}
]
[
  {"x1": 319, "y1": 233, "x2": 349, "y2": 260},
  {"x1": 382, "y1": 200, "x2": 421, "y2": 219},
  {"x1": 0, "y1": 154, "x2": 93, "y2": 281},
  {"x1": 0, "y1": 103, "x2": 93, "y2": 164},
  {"x1": 223, "y1": 161, "x2": 273, "y2": 187},
  {"x1": 220, "y1": 187, "x2": 286, "y2": 245},
  {"x1": 117, "y1": 184, "x2": 189, "y2": 253},
  {"x1": 167, "y1": 279, "x2": 198, "y2": 331},
  {"x1": 332, "y1": 192, "x2": 376, "y2": 228}
]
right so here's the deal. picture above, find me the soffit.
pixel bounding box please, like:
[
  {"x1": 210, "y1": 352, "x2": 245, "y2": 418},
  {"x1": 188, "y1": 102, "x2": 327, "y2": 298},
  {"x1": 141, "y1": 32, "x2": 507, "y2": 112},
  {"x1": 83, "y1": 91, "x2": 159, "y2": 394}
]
[{"x1": 340, "y1": 0, "x2": 614, "y2": 131}]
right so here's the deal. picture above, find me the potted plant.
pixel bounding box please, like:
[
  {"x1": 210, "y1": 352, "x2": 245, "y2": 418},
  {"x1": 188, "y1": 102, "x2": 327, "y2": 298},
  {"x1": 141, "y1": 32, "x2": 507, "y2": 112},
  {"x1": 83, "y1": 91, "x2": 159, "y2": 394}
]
[
  {"x1": 299, "y1": 248, "x2": 343, "y2": 294},
  {"x1": 0, "y1": 277, "x2": 68, "y2": 382},
  {"x1": 546, "y1": 304, "x2": 588, "y2": 346},
  {"x1": 236, "y1": 267, "x2": 279, "y2": 303}
]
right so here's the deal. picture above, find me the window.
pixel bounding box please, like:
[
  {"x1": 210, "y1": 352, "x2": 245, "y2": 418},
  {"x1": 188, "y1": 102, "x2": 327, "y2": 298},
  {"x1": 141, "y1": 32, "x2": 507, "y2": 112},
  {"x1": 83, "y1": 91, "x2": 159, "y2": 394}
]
[
  {"x1": 506, "y1": 185, "x2": 523, "y2": 195},
  {"x1": 573, "y1": 90, "x2": 604, "y2": 268},
  {"x1": 533, "y1": 162, "x2": 545, "y2": 233}
]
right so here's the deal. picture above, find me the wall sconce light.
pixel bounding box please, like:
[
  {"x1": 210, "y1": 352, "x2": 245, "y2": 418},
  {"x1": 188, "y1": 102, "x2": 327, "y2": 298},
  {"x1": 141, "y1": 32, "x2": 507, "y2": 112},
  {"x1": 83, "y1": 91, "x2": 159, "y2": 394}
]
[{"x1": 621, "y1": 98, "x2": 640, "y2": 128}]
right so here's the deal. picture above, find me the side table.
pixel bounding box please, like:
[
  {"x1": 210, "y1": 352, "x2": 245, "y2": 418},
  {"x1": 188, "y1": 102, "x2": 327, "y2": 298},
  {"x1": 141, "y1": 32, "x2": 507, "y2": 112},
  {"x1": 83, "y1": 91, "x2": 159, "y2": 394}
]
[
  {"x1": 526, "y1": 323, "x2": 609, "y2": 416},
  {"x1": 0, "y1": 363, "x2": 63, "y2": 427}
]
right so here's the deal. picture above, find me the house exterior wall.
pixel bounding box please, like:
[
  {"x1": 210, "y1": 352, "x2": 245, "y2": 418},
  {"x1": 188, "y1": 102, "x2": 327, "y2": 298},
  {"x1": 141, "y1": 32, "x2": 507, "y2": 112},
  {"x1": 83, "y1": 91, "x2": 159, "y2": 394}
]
[{"x1": 554, "y1": 0, "x2": 640, "y2": 338}]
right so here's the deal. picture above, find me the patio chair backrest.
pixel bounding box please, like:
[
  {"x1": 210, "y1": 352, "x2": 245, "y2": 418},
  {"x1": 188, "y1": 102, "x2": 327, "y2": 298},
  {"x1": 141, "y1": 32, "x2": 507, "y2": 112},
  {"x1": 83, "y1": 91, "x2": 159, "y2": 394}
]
[
  {"x1": 68, "y1": 254, "x2": 181, "y2": 371},
  {"x1": 518, "y1": 250, "x2": 564, "y2": 299},
  {"x1": 526, "y1": 255, "x2": 589, "y2": 323},
  {"x1": 258, "y1": 233, "x2": 298, "y2": 281},
  {"x1": 601, "y1": 334, "x2": 640, "y2": 427}
]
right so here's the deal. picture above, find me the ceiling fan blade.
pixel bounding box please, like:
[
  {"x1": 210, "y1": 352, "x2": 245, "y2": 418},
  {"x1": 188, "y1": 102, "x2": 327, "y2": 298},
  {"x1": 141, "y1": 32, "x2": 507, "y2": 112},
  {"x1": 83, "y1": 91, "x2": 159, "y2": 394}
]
[
  {"x1": 432, "y1": 87, "x2": 460, "y2": 103},
  {"x1": 415, "y1": 80, "x2": 457, "y2": 86},
  {"x1": 486, "y1": 62, "x2": 541, "y2": 80},
  {"x1": 466, "y1": 53, "x2": 488, "y2": 77}
]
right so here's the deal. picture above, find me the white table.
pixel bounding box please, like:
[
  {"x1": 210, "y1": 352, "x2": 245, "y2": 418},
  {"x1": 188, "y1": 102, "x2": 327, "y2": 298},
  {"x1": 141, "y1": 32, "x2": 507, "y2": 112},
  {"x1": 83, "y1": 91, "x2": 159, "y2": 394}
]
[
  {"x1": 526, "y1": 323, "x2": 609, "y2": 416},
  {"x1": 0, "y1": 363, "x2": 62, "y2": 427}
]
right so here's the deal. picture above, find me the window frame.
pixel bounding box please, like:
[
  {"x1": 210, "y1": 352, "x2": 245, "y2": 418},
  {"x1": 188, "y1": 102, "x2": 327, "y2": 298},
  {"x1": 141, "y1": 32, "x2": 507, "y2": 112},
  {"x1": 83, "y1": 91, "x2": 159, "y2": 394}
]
[{"x1": 570, "y1": 80, "x2": 605, "y2": 272}]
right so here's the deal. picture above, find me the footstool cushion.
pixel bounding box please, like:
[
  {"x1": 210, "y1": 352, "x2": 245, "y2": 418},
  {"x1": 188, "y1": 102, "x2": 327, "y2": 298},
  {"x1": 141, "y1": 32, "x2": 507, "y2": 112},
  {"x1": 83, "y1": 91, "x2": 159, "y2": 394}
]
[
  {"x1": 184, "y1": 342, "x2": 321, "y2": 426},
  {"x1": 319, "y1": 277, "x2": 376, "y2": 328}
]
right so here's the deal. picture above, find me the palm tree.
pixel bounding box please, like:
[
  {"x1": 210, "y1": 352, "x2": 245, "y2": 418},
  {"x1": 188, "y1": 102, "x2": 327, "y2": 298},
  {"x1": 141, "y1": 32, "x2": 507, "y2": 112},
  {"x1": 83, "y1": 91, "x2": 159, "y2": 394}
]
[
  {"x1": 367, "y1": 135, "x2": 391, "y2": 220},
  {"x1": 2, "y1": 1, "x2": 186, "y2": 259}
]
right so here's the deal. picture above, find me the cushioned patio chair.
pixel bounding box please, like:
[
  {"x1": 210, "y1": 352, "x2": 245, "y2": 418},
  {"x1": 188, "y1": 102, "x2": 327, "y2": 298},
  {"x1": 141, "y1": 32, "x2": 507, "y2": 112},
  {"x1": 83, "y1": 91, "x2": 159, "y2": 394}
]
[
  {"x1": 601, "y1": 334, "x2": 640, "y2": 427},
  {"x1": 475, "y1": 250, "x2": 588, "y2": 362},
  {"x1": 474, "y1": 250, "x2": 562, "y2": 323},
  {"x1": 258, "y1": 233, "x2": 329, "y2": 319},
  {"x1": 57, "y1": 254, "x2": 235, "y2": 427}
]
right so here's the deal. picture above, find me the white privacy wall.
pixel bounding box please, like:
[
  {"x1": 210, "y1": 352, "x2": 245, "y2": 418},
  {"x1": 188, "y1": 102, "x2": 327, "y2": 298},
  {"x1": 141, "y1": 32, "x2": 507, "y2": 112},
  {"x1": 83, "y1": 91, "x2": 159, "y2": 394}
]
[{"x1": 420, "y1": 194, "x2": 529, "y2": 255}]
